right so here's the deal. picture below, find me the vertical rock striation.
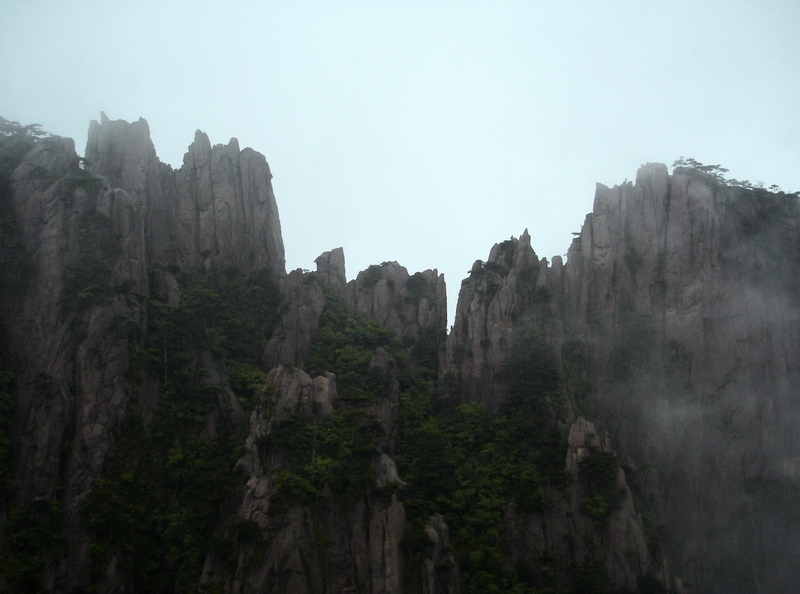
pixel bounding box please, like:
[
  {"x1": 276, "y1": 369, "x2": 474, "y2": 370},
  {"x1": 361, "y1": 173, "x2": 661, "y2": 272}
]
[
  {"x1": 200, "y1": 365, "x2": 407, "y2": 594},
  {"x1": 346, "y1": 261, "x2": 446, "y2": 341},
  {"x1": 441, "y1": 227, "x2": 670, "y2": 591},
  {"x1": 0, "y1": 115, "x2": 286, "y2": 591},
  {"x1": 442, "y1": 229, "x2": 552, "y2": 409},
  {"x1": 534, "y1": 164, "x2": 800, "y2": 593},
  {"x1": 5, "y1": 111, "x2": 798, "y2": 594},
  {"x1": 85, "y1": 112, "x2": 285, "y2": 275}
]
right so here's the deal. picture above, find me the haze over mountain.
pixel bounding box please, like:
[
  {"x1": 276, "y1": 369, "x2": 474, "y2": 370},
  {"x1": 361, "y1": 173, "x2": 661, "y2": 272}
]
[
  {"x1": 3, "y1": 2, "x2": 800, "y2": 325},
  {"x1": 1, "y1": 114, "x2": 799, "y2": 592}
]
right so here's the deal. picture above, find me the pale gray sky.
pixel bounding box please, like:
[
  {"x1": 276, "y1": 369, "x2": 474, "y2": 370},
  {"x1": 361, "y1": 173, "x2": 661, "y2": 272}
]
[{"x1": 2, "y1": 1, "x2": 799, "y2": 325}]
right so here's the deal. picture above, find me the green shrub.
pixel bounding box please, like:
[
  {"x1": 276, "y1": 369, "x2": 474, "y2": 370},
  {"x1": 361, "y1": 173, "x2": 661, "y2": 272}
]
[
  {"x1": 578, "y1": 451, "x2": 622, "y2": 527},
  {"x1": 0, "y1": 501, "x2": 65, "y2": 593},
  {"x1": 64, "y1": 210, "x2": 120, "y2": 310},
  {"x1": 82, "y1": 267, "x2": 280, "y2": 592}
]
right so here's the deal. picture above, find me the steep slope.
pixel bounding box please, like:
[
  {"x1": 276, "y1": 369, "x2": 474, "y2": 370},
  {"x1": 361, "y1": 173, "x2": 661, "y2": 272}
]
[
  {"x1": 441, "y1": 231, "x2": 677, "y2": 592},
  {"x1": 0, "y1": 116, "x2": 453, "y2": 594},
  {"x1": 0, "y1": 115, "x2": 285, "y2": 592},
  {"x1": 85, "y1": 112, "x2": 285, "y2": 274},
  {"x1": 444, "y1": 163, "x2": 800, "y2": 592},
  {"x1": 3, "y1": 114, "x2": 798, "y2": 593},
  {"x1": 552, "y1": 164, "x2": 800, "y2": 593}
]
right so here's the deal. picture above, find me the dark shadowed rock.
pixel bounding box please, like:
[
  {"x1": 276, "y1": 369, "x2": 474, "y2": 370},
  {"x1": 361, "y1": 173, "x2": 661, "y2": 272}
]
[
  {"x1": 86, "y1": 114, "x2": 286, "y2": 276},
  {"x1": 422, "y1": 514, "x2": 460, "y2": 594},
  {"x1": 201, "y1": 364, "x2": 407, "y2": 594},
  {"x1": 0, "y1": 116, "x2": 287, "y2": 591},
  {"x1": 534, "y1": 164, "x2": 800, "y2": 592},
  {"x1": 442, "y1": 229, "x2": 559, "y2": 409},
  {"x1": 262, "y1": 269, "x2": 327, "y2": 370}
]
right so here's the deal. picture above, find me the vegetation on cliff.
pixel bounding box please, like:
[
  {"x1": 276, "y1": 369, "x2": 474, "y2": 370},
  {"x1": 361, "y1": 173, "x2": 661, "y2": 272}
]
[
  {"x1": 82, "y1": 267, "x2": 280, "y2": 592},
  {"x1": 0, "y1": 118, "x2": 46, "y2": 294},
  {"x1": 7, "y1": 117, "x2": 800, "y2": 593}
]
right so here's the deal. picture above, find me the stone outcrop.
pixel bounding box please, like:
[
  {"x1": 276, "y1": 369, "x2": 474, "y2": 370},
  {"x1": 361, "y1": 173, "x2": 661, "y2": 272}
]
[
  {"x1": 265, "y1": 254, "x2": 446, "y2": 375},
  {"x1": 201, "y1": 365, "x2": 407, "y2": 594},
  {"x1": 346, "y1": 261, "x2": 446, "y2": 340},
  {"x1": 6, "y1": 112, "x2": 800, "y2": 593},
  {"x1": 534, "y1": 165, "x2": 800, "y2": 593},
  {"x1": 440, "y1": 163, "x2": 800, "y2": 591},
  {"x1": 505, "y1": 417, "x2": 681, "y2": 592},
  {"x1": 85, "y1": 112, "x2": 285, "y2": 276},
  {"x1": 0, "y1": 116, "x2": 286, "y2": 592},
  {"x1": 2, "y1": 135, "x2": 154, "y2": 588},
  {"x1": 441, "y1": 229, "x2": 561, "y2": 409},
  {"x1": 421, "y1": 514, "x2": 460, "y2": 594},
  {"x1": 314, "y1": 247, "x2": 347, "y2": 297},
  {"x1": 262, "y1": 269, "x2": 328, "y2": 370},
  {"x1": 440, "y1": 228, "x2": 673, "y2": 590}
]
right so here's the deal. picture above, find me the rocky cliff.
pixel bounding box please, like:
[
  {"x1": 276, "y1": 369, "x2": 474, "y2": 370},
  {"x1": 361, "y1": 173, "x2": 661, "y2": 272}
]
[
  {"x1": 199, "y1": 364, "x2": 407, "y2": 594},
  {"x1": 0, "y1": 115, "x2": 285, "y2": 592},
  {"x1": 441, "y1": 162, "x2": 800, "y2": 592},
  {"x1": 2, "y1": 115, "x2": 798, "y2": 594},
  {"x1": 441, "y1": 229, "x2": 679, "y2": 592},
  {"x1": 85, "y1": 112, "x2": 285, "y2": 275},
  {"x1": 553, "y1": 164, "x2": 800, "y2": 593}
]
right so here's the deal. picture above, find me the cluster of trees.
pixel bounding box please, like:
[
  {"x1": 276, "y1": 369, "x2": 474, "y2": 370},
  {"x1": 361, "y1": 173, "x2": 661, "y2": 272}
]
[
  {"x1": 82, "y1": 267, "x2": 280, "y2": 592},
  {"x1": 0, "y1": 117, "x2": 49, "y2": 181},
  {"x1": 0, "y1": 118, "x2": 643, "y2": 593},
  {"x1": 672, "y1": 156, "x2": 798, "y2": 195}
]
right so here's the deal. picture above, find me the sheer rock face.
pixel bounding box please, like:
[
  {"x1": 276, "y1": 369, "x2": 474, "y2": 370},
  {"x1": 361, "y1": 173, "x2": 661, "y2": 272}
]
[
  {"x1": 8, "y1": 113, "x2": 800, "y2": 594},
  {"x1": 504, "y1": 417, "x2": 677, "y2": 593},
  {"x1": 262, "y1": 269, "x2": 328, "y2": 370},
  {"x1": 442, "y1": 229, "x2": 560, "y2": 409},
  {"x1": 441, "y1": 163, "x2": 800, "y2": 591},
  {"x1": 314, "y1": 247, "x2": 347, "y2": 297},
  {"x1": 422, "y1": 514, "x2": 461, "y2": 594},
  {"x1": 202, "y1": 365, "x2": 406, "y2": 594},
  {"x1": 535, "y1": 164, "x2": 800, "y2": 593},
  {"x1": 440, "y1": 231, "x2": 665, "y2": 591},
  {"x1": 1, "y1": 117, "x2": 286, "y2": 590},
  {"x1": 265, "y1": 253, "x2": 447, "y2": 373},
  {"x1": 85, "y1": 112, "x2": 286, "y2": 275}
]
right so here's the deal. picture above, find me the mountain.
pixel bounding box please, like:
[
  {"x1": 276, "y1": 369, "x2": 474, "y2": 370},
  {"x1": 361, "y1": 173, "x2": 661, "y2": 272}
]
[
  {"x1": 0, "y1": 115, "x2": 798, "y2": 593},
  {"x1": 442, "y1": 164, "x2": 800, "y2": 593}
]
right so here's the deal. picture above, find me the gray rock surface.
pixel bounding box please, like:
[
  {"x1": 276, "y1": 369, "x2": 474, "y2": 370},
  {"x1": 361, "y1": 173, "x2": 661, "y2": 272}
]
[
  {"x1": 346, "y1": 261, "x2": 446, "y2": 340},
  {"x1": 421, "y1": 514, "x2": 460, "y2": 594},
  {"x1": 262, "y1": 269, "x2": 327, "y2": 370},
  {"x1": 202, "y1": 364, "x2": 407, "y2": 594},
  {"x1": 0, "y1": 117, "x2": 287, "y2": 591},
  {"x1": 315, "y1": 247, "x2": 347, "y2": 296},
  {"x1": 85, "y1": 113, "x2": 286, "y2": 275},
  {"x1": 501, "y1": 416, "x2": 682, "y2": 592},
  {"x1": 7, "y1": 113, "x2": 799, "y2": 593},
  {"x1": 535, "y1": 164, "x2": 800, "y2": 592},
  {"x1": 442, "y1": 229, "x2": 559, "y2": 409}
]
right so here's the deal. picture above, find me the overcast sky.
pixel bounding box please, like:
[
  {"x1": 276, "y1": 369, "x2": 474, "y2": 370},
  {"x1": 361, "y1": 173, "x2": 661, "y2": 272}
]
[{"x1": 2, "y1": 1, "x2": 799, "y2": 325}]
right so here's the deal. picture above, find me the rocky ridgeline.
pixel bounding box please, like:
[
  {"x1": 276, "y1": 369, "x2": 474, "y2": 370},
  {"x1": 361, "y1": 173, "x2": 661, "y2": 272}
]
[
  {"x1": 1, "y1": 115, "x2": 286, "y2": 590},
  {"x1": 3, "y1": 115, "x2": 799, "y2": 593},
  {"x1": 265, "y1": 247, "x2": 446, "y2": 370},
  {"x1": 443, "y1": 162, "x2": 800, "y2": 592},
  {"x1": 442, "y1": 229, "x2": 554, "y2": 408},
  {"x1": 85, "y1": 112, "x2": 285, "y2": 275},
  {"x1": 0, "y1": 116, "x2": 454, "y2": 593}
]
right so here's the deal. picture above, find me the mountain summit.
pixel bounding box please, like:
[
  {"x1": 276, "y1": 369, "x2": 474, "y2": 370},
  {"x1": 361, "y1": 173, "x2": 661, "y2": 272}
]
[{"x1": 1, "y1": 115, "x2": 798, "y2": 593}]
